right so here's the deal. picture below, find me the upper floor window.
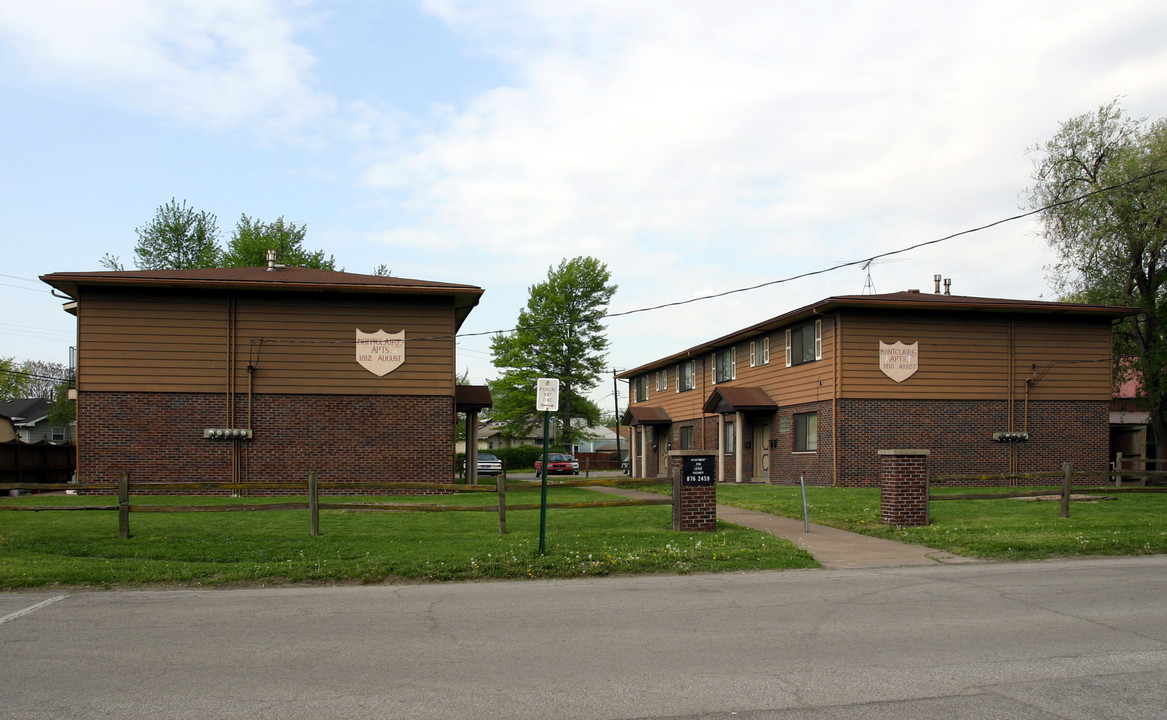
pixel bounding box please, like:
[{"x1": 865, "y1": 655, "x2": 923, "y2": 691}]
[
  {"x1": 785, "y1": 319, "x2": 822, "y2": 367},
  {"x1": 750, "y1": 337, "x2": 770, "y2": 367},
  {"x1": 656, "y1": 369, "x2": 668, "y2": 391},
  {"x1": 678, "y1": 360, "x2": 695, "y2": 392},
  {"x1": 713, "y1": 347, "x2": 735, "y2": 384},
  {"x1": 634, "y1": 375, "x2": 648, "y2": 402}
]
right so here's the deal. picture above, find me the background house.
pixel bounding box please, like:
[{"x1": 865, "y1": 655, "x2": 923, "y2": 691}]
[
  {"x1": 41, "y1": 266, "x2": 485, "y2": 488},
  {"x1": 620, "y1": 288, "x2": 1138, "y2": 487},
  {"x1": 0, "y1": 398, "x2": 74, "y2": 444}
]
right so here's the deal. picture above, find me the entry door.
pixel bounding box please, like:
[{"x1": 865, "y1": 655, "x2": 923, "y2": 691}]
[{"x1": 753, "y1": 420, "x2": 770, "y2": 482}]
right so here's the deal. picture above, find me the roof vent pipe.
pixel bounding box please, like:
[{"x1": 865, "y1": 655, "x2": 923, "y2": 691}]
[
  {"x1": 944, "y1": 278, "x2": 952, "y2": 295},
  {"x1": 934, "y1": 274, "x2": 942, "y2": 294},
  {"x1": 266, "y1": 250, "x2": 285, "y2": 271}
]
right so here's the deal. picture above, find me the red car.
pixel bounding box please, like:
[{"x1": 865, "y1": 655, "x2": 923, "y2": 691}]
[{"x1": 534, "y1": 453, "x2": 579, "y2": 475}]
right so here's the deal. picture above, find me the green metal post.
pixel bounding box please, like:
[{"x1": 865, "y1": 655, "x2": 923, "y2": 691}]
[{"x1": 539, "y1": 410, "x2": 550, "y2": 554}]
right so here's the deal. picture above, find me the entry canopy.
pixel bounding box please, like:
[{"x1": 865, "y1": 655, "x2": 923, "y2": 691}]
[
  {"x1": 703, "y1": 386, "x2": 777, "y2": 415},
  {"x1": 623, "y1": 405, "x2": 672, "y2": 426}
]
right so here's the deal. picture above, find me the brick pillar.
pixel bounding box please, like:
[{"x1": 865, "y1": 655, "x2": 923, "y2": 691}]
[
  {"x1": 878, "y1": 449, "x2": 930, "y2": 526},
  {"x1": 670, "y1": 453, "x2": 717, "y2": 532}
]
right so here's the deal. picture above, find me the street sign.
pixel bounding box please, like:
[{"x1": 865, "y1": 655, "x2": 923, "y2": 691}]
[{"x1": 536, "y1": 378, "x2": 560, "y2": 412}]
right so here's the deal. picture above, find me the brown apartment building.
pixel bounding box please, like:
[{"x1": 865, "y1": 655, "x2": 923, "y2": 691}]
[
  {"x1": 619, "y1": 288, "x2": 1138, "y2": 487},
  {"x1": 40, "y1": 266, "x2": 485, "y2": 489}
]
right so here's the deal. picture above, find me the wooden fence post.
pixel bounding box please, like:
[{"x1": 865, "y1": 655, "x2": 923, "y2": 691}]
[
  {"x1": 1061, "y1": 462, "x2": 1071, "y2": 519},
  {"x1": 308, "y1": 471, "x2": 319, "y2": 536},
  {"x1": 118, "y1": 472, "x2": 130, "y2": 539},
  {"x1": 497, "y1": 474, "x2": 507, "y2": 535}
]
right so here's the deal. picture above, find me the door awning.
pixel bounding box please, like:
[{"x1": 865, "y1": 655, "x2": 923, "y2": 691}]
[
  {"x1": 702, "y1": 386, "x2": 777, "y2": 414},
  {"x1": 623, "y1": 406, "x2": 672, "y2": 426}
]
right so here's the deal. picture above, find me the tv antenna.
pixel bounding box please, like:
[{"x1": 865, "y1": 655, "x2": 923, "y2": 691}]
[{"x1": 861, "y1": 260, "x2": 877, "y2": 295}]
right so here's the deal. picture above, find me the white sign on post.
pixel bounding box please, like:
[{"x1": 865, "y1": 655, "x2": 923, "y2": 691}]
[{"x1": 536, "y1": 378, "x2": 560, "y2": 412}]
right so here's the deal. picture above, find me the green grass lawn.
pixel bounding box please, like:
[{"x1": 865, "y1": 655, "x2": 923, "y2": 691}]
[
  {"x1": 0, "y1": 487, "x2": 818, "y2": 589},
  {"x1": 713, "y1": 484, "x2": 1167, "y2": 560}
]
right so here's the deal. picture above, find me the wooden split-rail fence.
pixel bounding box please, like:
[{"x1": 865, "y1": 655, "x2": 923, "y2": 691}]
[{"x1": 0, "y1": 473, "x2": 672, "y2": 538}]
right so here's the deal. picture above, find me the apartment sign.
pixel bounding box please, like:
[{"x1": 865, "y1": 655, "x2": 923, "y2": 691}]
[
  {"x1": 879, "y1": 341, "x2": 918, "y2": 383},
  {"x1": 356, "y1": 329, "x2": 405, "y2": 376}
]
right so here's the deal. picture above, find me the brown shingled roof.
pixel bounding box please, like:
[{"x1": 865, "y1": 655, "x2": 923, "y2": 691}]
[
  {"x1": 618, "y1": 291, "x2": 1140, "y2": 379},
  {"x1": 702, "y1": 386, "x2": 777, "y2": 414},
  {"x1": 40, "y1": 266, "x2": 485, "y2": 330}
]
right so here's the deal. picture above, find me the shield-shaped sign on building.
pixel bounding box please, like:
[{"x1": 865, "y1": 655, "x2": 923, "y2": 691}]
[
  {"x1": 879, "y1": 340, "x2": 918, "y2": 383},
  {"x1": 356, "y1": 329, "x2": 405, "y2": 376}
]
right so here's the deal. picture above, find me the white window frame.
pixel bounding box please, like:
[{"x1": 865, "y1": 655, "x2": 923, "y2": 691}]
[
  {"x1": 656, "y1": 369, "x2": 668, "y2": 392},
  {"x1": 634, "y1": 375, "x2": 648, "y2": 402},
  {"x1": 785, "y1": 320, "x2": 822, "y2": 368},
  {"x1": 750, "y1": 337, "x2": 770, "y2": 367},
  {"x1": 713, "y1": 347, "x2": 736, "y2": 384},
  {"x1": 678, "y1": 360, "x2": 695, "y2": 392}
]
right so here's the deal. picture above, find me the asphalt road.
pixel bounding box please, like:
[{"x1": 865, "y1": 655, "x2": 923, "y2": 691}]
[{"x1": 2, "y1": 556, "x2": 1166, "y2": 719}]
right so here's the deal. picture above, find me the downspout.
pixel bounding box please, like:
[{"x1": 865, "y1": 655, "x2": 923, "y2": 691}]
[{"x1": 1008, "y1": 316, "x2": 1017, "y2": 475}]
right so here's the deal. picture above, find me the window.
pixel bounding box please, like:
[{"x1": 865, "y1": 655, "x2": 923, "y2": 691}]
[
  {"x1": 794, "y1": 412, "x2": 818, "y2": 452},
  {"x1": 785, "y1": 320, "x2": 822, "y2": 367},
  {"x1": 750, "y1": 337, "x2": 770, "y2": 367},
  {"x1": 724, "y1": 419, "x2": 735, "y2": 453},
  {"x1": 656, "y1": 369, "x2": 668, "y2": 391},
  {"x1": 634, "y1": 375, "x2": 648, "y2": 402},
  {"x1": 680, "y1": 426, "x2": 694, "y2": 450},
  {"x1": 713, "y1": 347, "x2": 735, "y2": 384},
  {"x1": 51, "y1": 427, "x2": 66, "y2": 442},
  {"x1": 678, "y1": 360, "x2": 695, "y2": 392}
]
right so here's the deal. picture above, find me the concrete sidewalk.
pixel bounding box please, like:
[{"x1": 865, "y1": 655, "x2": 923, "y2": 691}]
[{"x1": 590, "y1": 485, "x2": 979, "y2": 570}]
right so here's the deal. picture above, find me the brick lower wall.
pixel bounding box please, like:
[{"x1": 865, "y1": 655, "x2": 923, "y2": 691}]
[
  {"x1": 836, "y1": 399, "x2": 1110, "y2": 487},
  {"x1": 78, "y1": 391, "x2": 454, "y2": 490}
]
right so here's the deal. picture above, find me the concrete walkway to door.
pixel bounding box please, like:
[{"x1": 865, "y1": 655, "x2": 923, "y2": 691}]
[{"x1": 588, "y1": 484, "x2": 980, "y2": 570}]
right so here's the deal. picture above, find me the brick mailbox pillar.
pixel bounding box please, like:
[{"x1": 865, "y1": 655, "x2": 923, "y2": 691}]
[
  {"x1": 878, "y1": 449, "x2": 930, "y2": 526},
  {"x1": 670, "y1": 453, "x2": 717, "y2": 532}
]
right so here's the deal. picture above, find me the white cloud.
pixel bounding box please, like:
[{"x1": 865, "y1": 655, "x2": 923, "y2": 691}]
[{"x1": 0, "y1": 0, "x2": 334, "y2": 138}]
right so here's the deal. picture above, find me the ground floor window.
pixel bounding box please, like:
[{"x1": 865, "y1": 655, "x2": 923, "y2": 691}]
[
  {"x1": 680, "y1": 425, "x2": 694, "y2": 450},
  {"x1": 794, "y1": 412, "x2": 818, "y2": 452},
  {"x1": 724, "y1": 419, "x2": 735, "y2": 453}
]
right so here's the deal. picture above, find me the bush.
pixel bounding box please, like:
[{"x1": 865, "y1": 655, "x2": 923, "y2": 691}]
[{"x1": 492, "y1": 445, "x2": 544, "y2": 470}]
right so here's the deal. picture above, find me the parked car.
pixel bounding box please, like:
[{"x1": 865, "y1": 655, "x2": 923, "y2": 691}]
[
  {"x1": 534, "y1": 452, "x2": 578, "y2": 476},
  {"x1": 566, "y1": 455, "x2": 580, "y2": 472},
  {"x1": 464, "y1": 452, "x2": 503, "y2": 476}
]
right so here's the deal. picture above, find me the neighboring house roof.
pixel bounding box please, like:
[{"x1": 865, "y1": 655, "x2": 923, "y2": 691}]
[
  {"x1": 0, "y1": 398, "x2": 51, "y2": 427},
  {"x1": 40, "y1": 266, "x2": 486, "y2": 330},
  {"x1": 617, "y1": 290, "x2": 1141, "y2": 378}
]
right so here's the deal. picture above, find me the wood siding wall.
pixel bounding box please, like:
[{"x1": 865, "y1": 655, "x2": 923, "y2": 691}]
[
  {"x1": 629, "y1": 310, "x2": 1114, "y2": 418},
  {"x1": 836, "y1": 311, "x2": 1113, "y2": 401},
  {"x1": 76, "y1": 288, "x2": 458, "y2": 396}
]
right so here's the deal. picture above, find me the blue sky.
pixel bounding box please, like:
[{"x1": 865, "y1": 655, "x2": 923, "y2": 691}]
[{"x1": 3, "y1": 0, "x2": 1167, "y2": 410}]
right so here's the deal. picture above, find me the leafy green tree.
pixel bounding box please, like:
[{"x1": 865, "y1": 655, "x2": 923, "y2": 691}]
[
  {"x1": 1, "y1": 357, "x2": 33, "y2": 400},
  {"x1": 221, "y1": 215, "x2": 336, "y2": 270},
  {"x1": 1027, "y1": 99, "x2": 1167, "y2": 447},
  {"x1": 132, "y1": 198, "x2": 221, "y2": 269},
  {"x1": 489, "y1": 257, "x2": 616, "y2": 451}
]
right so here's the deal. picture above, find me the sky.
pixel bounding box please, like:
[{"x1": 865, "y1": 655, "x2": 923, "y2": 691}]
[{"x1": 3, "y1": 0, "x2": 1167, "y2": 412}]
